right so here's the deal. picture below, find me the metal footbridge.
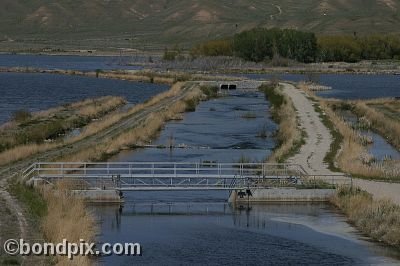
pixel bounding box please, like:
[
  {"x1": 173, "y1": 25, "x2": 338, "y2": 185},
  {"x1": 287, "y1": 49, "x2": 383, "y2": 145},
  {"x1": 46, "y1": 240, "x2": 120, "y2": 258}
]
[{"x1": 22, "y1": 162, "x2": 321, "y2": 191}]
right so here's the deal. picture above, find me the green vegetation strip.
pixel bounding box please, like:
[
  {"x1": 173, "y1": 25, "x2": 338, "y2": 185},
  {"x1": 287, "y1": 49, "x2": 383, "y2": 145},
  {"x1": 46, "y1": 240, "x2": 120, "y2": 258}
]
[
  {"x1": 259, "y1": 84, "x2": 305, "y2": 163},
  {"x1": 9, "y1": 181, "x2": 47, "y2": 220},
  {"x1": 311, "y1": 99, "x2": 343, "y2": 172}
]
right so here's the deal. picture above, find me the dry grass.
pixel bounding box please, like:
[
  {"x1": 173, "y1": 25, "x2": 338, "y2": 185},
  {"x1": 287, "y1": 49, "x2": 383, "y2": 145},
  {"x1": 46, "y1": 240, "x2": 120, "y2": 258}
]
[
  {"x1": 265, "y1": 85, "x2": 303, "y2": 163},
  {"x1": 67, "y1": 82, "x2": 185, "y2": 144},
  {"x1": 60, "y1": 87, "x2": 202, "y2": 162},
  {"x1": 352, "y1": 100, "x2": 400, "y2": 150},
  {"x1": 40, "y1": 181, "x2": 97, "y2": 266},
  {"x1": 74, "y1": 96, "x2": 126, "y2": 117},
  {"x1": 0, "y1": 96, "x2": 126, "y2": 166},
  {"x1": 0, "y1": 84, "x2": 185, "y2": 166},
  {"x1": 331, "y1": 186, "x2": 400, "y2": 248},
  {"x1": 325, "y1": 100, "x2": 400, "y2": 179},
  {"x1": 320, "y1": 101, "x2": 396, "y2": 178},
  {"x1": 0, "y1": 143, "x2": 57, "y2": 166},
  {"x1": 299, "y1": 82, "x2": 399, "y2": 179}
]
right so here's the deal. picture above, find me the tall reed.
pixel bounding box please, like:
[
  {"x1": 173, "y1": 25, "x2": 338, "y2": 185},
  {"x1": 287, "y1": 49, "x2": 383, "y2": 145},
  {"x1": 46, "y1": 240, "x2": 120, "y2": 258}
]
[
  {"x1": 40, "y1": 181, "x2": 97, "y2": 266},
  {"x1": 331, "y1": 186, "x2": 400, "y2": 248}
]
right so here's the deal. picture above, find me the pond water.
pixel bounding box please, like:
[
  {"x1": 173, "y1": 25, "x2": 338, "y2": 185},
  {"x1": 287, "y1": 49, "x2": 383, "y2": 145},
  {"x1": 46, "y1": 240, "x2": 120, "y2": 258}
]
[
  {"x1": 0, "y1": 54, "x2": 142, "y2": 71},
  {"x1": 237, "y1": 73, "x2": 400, "y2": 99},
  {"x1": 93, "y1": 92, "x2": 399, "y2": 265},
  {"x1": 0, "y1": 72, "x2": 169, "y2": 124},
  {"x1": 366, "y1": 131, "x2": 400, "y2": 160}
]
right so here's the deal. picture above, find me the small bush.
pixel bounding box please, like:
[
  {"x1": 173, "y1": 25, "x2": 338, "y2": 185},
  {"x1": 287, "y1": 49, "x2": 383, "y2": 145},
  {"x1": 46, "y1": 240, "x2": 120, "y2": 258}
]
[
  {"x1": 12, "y1": 109, "x2": 32, "y2": 122},
  {"x1": 184, "y1": 98, "x2": 198, "y2": 112},
  {"x1": 200, "y1": 86, "x2": 219, "y2": 98},
  {"x1": 259, "y1": 84, "x2": 285, "y2": 109}
]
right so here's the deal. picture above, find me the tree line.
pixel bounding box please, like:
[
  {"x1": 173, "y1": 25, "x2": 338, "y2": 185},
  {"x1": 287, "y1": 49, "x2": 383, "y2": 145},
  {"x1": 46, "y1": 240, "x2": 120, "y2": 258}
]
[{"x1": 189, "y1": 28, "x2": 400, "y2": 63}]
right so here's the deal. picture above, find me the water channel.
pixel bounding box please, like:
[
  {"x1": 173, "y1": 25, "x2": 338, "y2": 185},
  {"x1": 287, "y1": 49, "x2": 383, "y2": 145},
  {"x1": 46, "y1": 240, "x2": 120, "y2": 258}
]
[{"x1": 93, "y1": 92, "x2": 399, "y2": 265}]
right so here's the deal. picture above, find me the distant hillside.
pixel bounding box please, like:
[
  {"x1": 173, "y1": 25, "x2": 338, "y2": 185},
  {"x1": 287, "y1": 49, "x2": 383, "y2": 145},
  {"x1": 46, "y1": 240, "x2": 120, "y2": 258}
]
[{"x1": 1, "y1": 0, "x2": 400, "y2": 51}]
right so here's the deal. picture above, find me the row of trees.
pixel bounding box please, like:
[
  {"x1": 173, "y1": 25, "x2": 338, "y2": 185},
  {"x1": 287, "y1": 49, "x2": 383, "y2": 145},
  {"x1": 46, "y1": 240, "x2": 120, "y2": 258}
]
[
  {"x1": 318, "y1": 35, "x2": 400, "y2": 62},
  {"x1": 190, "y1": 28, "x2": 400, "y2": 63},
  {"x1": 233, "y1": 28, "x2": 317, "y2": 63}
]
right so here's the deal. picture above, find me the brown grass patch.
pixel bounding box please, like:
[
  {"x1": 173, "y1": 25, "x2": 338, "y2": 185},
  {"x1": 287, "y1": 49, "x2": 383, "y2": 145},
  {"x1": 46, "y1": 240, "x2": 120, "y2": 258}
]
[
  {"x1": 0, "y1": 84, "x2": 185, "y2": 166},
  {"x1": 331, "y1": 186, "x2": 400, "y2": 248},
  {"x1": 0, "y1": 143, "x2": 57, "y2": 166},
  {"x1": 262, "y1": 85, "x2": 303, "y2": 163},
  {"x1": 352, "y1": 100, "x2": 400, "y2": 150},
  {"x1": 40, "y1": 181, "x2": 97, "y2": 266},
  {"x1": 299, "y1": 83, "x2": 399, "y2": 179},
  {"x1": 59, "y1": 86, "x2": 203, "y2": 162}
]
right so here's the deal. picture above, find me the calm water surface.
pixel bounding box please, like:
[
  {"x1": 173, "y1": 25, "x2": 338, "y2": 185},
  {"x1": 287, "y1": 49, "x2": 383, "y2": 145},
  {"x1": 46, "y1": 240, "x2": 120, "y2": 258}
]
[
  {"x1": 0, "y1": 54, "x2": 141, "y2": 71},
  {"x1": 94, "y1": 201, "x2": 399, "y2": 265},
  {"x1": 0, "y1": 72, "x2": 168, "y2": 124},
  {"x1": 238, "y1": 73, "x2": 400, "y2": 99}
]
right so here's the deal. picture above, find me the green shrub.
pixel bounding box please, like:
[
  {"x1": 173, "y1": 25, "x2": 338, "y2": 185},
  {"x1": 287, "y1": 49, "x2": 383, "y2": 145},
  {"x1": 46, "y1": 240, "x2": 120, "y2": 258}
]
[{"x1": 12, "y1": 109, "x2": 32, "y2": 122}]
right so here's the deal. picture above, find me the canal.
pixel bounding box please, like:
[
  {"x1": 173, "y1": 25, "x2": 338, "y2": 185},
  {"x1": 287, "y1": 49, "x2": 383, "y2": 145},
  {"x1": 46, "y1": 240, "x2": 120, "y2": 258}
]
[{"x1": 94, "y1": 91, "x2": 399, "y2": 265}]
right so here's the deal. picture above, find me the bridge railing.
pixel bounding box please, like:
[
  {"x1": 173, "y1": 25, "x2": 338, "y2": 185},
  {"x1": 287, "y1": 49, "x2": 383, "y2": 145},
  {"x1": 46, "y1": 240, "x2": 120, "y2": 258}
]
[
  {"x1": 22, "y1": 162, "x2": 307, "y2": 179},
  {"x1": 22, "y1": 162, "x2": 351, "y2": 190}
]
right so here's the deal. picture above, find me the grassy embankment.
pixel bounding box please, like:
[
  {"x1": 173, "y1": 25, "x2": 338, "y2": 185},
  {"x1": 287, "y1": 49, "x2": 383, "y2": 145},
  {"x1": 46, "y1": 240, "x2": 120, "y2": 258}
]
[
  {"x1": 325, "y1": 101, "x2": 400, "y2": 179},
  {"x1": 0, "y1": 67, "x2": 238, "y2": 84},
  {"x1": 351, "y1": 99, "x2": 400, "y2": 150},
  {"x1": 298, "y1": 83, "x2": 400, "y2": 180},
  {"x1": 9, "y1": 181, "x2": 96, "y2": 266},
  {"x1": 0, "y1": 96, "x2": 126, "y2": 166},
  {"x1": 331, "y1": 186, "x2": 400, "y2": 249},
  {"x1": 8, "y1": 83, "x2": 215, "y2": 265},
  {"x1": 57, "y1": 83, "x2": 207, "y2": 162},
  {"x1": 0, "y1": 80, "x2": 194, "y2": 166},
  {"x1": 258, "y1": 83, "x2": 305, "y2": 163}
]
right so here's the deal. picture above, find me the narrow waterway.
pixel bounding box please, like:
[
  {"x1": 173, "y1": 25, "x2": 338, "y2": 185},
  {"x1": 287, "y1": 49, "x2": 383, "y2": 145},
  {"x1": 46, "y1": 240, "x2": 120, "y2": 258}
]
[
  {"x1": 93, "y1": 92, "x2": 400, "y2": 265},
  {"x1": 340, "y1": 110, "x2": 400, "y2": 160},
  {"x1": 110, "y1": 92, "x2": 276, "y2": 163}
]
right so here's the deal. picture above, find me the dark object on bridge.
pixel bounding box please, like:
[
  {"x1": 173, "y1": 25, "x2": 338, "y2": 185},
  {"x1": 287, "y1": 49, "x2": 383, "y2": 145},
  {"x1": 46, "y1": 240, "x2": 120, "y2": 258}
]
[
  {"x1": 238, "y1": 191, "x2": 246, "y2": 198},
  {"x1": 119, "y1": 190, "x2": 124, "y2": 199},
  {"x1": 220, "y1": 84, "x2": 229, "y2": 90},
  {"x1": 246, "y1": 189, "x2": 252, "y2": 196},
  {"x1": 228, "y1": 84, "x2": 237, "y2": 90}
]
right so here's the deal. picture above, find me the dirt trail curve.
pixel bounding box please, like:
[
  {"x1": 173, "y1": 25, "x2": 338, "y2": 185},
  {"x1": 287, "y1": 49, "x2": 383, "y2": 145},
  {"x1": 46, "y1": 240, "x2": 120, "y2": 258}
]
[
  {"x1": 282, "y1": 83, "x2": 334, "y2": 176},
  {"x1": 281, "y1": 82, "x2": 400, "y2": 205},
  {"x1": 0, "y1": 83, "x2": 195, "y2": 260}
]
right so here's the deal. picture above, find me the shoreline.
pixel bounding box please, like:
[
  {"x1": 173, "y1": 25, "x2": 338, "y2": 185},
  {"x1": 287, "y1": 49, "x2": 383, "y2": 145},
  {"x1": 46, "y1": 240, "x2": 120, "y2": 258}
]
[{"x1": 1, "y1": 52, "x2": 400, "y2": 75}]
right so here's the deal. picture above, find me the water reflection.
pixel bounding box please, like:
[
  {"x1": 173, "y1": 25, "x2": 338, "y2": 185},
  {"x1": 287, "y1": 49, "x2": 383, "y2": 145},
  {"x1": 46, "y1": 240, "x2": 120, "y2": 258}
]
[{"x1": 93, "y1": 201, "x2": 399, "y2": 265}]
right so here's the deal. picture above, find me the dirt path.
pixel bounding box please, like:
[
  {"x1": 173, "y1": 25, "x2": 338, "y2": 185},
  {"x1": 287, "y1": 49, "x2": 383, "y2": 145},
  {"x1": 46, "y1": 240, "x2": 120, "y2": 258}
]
[
  {"x1": 281, "y1": 82, "x2": 400, "y2": 205},
  {"x1": 281, "y1": 83, "x2": 334, "y2": 176}
]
